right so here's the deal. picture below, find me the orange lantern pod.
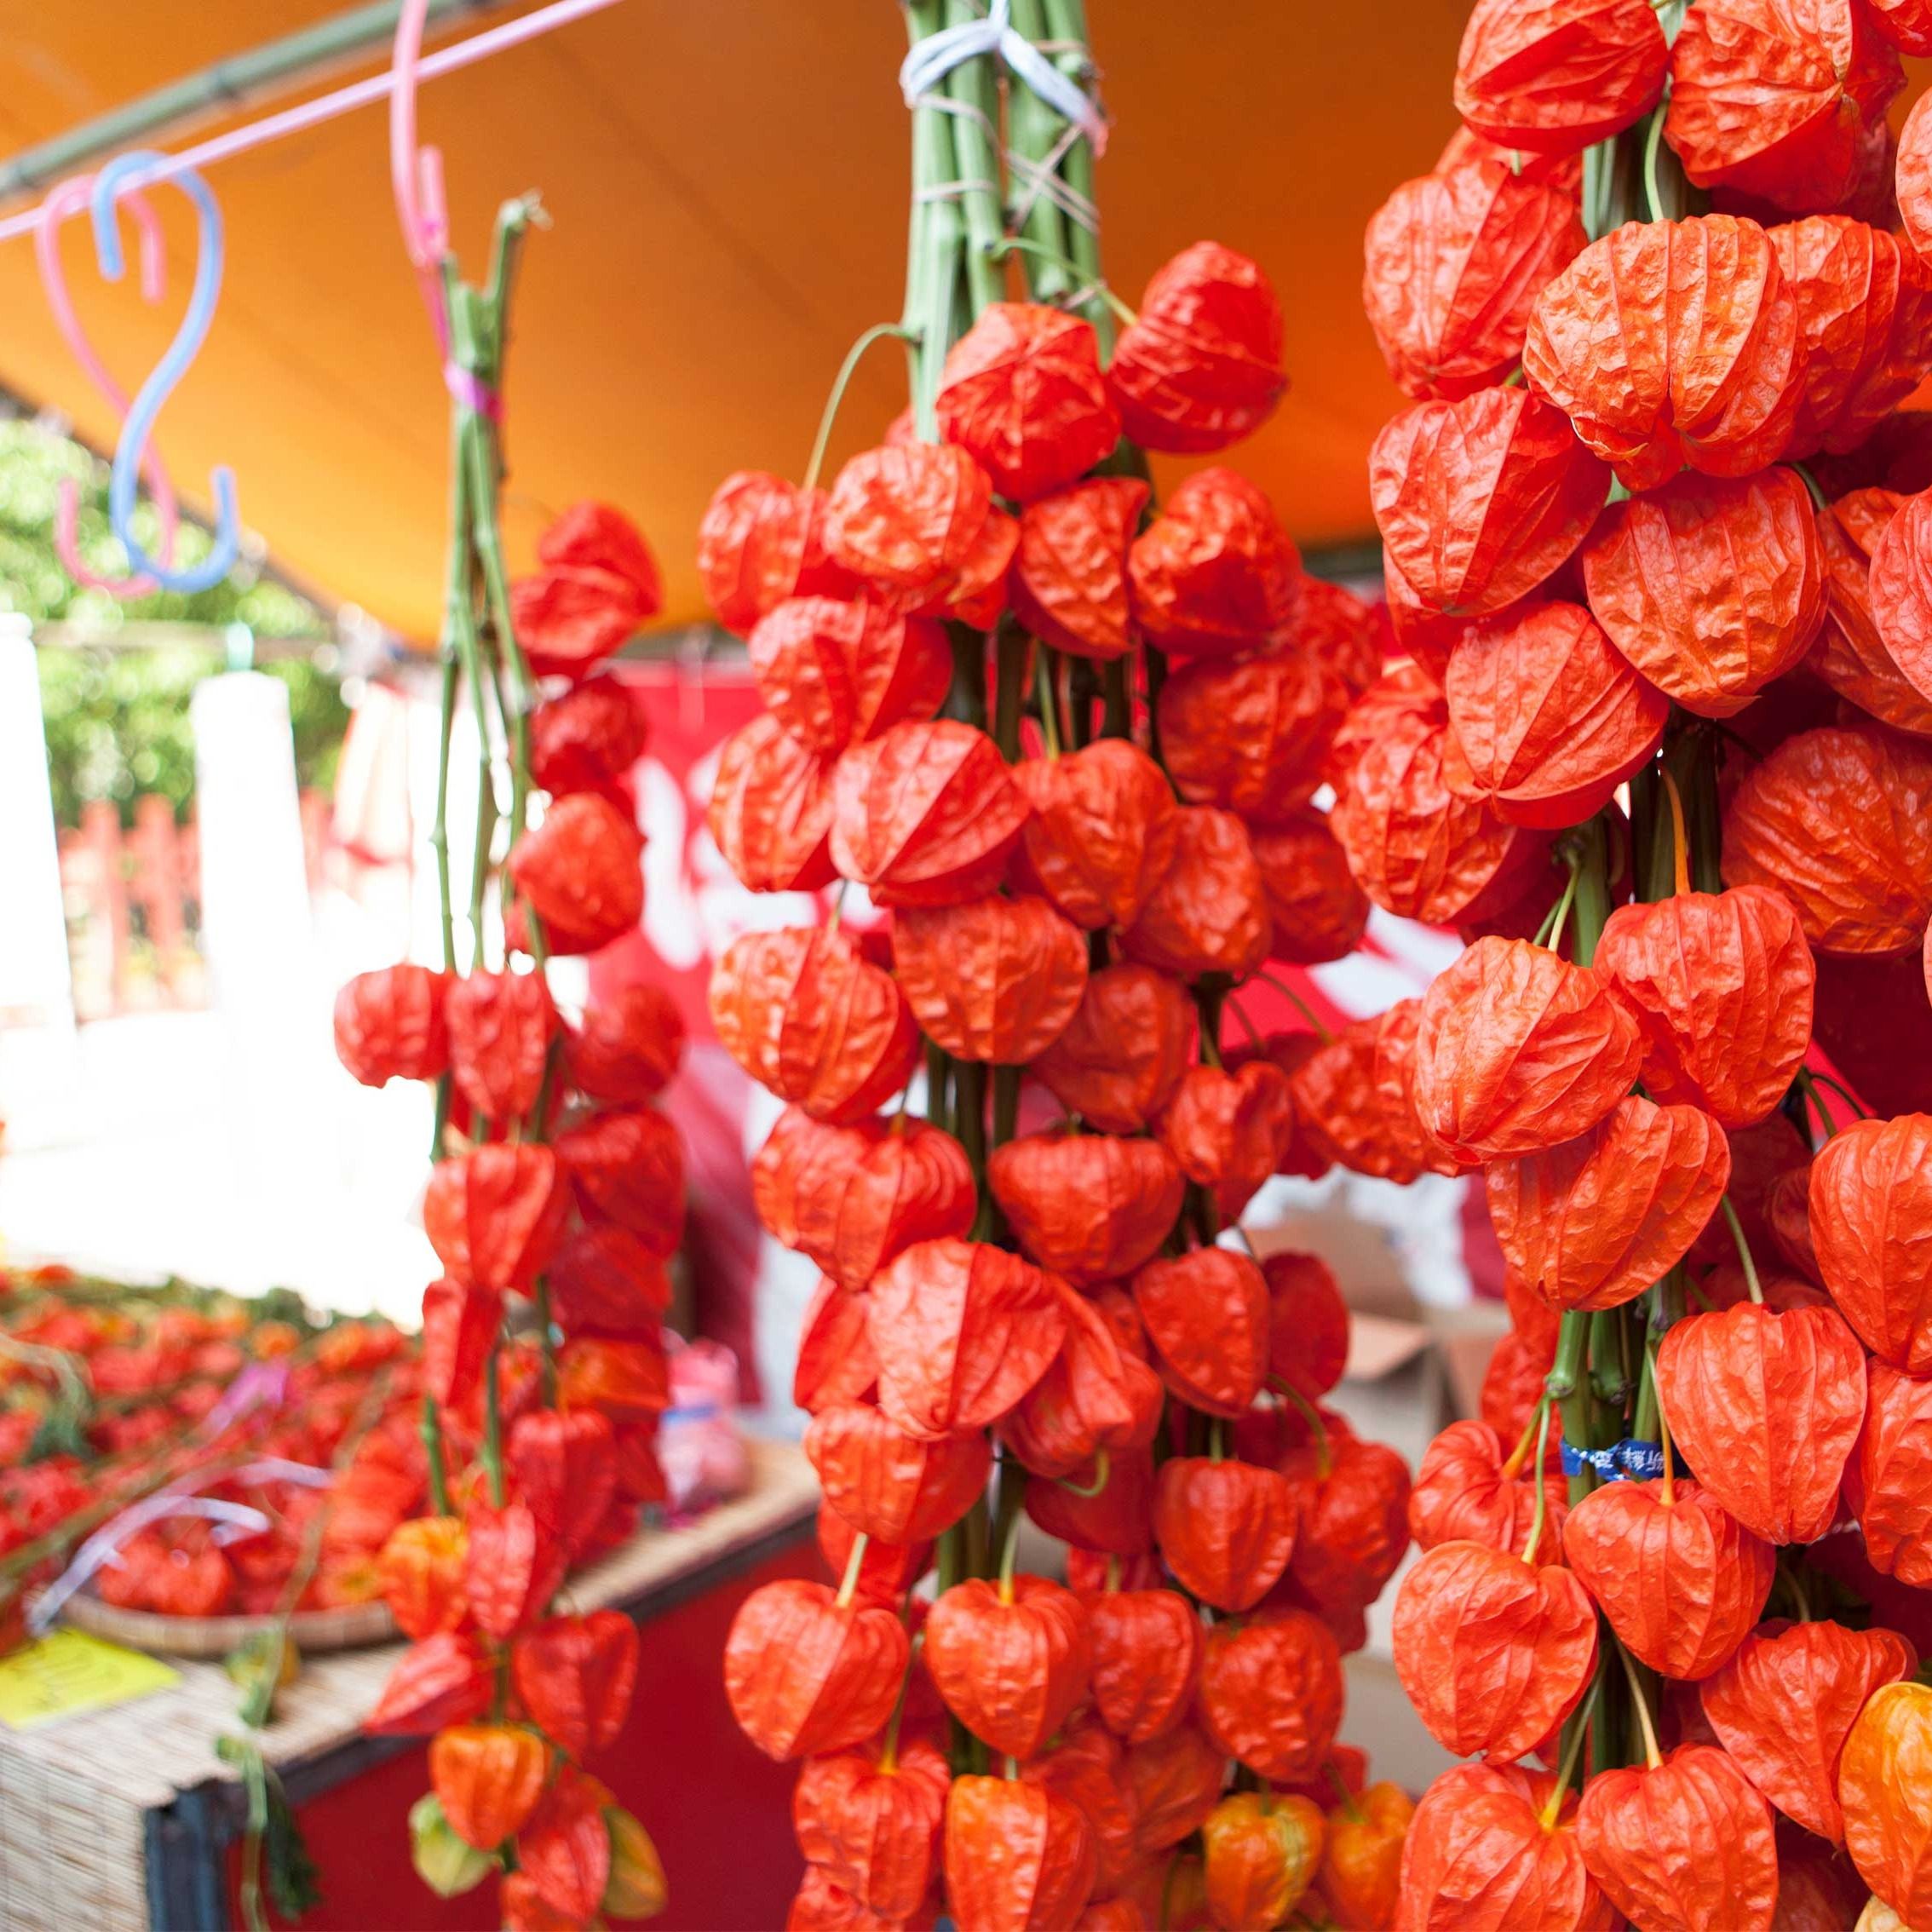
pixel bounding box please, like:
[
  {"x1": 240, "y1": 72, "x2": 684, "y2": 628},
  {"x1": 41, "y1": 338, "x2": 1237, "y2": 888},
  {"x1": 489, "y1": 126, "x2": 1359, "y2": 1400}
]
[
  {"x1": 1126, "y1": 468, "x2": 1301, "y2": 658},
  {"x1": 1579, "y1": 467, "x2": 1826, "y2": 718},
  {"x1": 1525, "y1": 216, "x2": 1805, "y2": 490},
  {"x1": 1119, "y1": 808, "x2": 1270, "y2": 980},
  {"x1": 1124, "y1": 1727, "x2": 1224, "y2": 1856},
  {"x1": 1151, "y1": 1456, "x2": 1298, "y2": 1613},
  {"x1": 924, "y1": 1577, "x2": 1091, "y2": 1761},
  {"x1": 422, "y1": 1143, "x2": 568, "y2": 1295},
  {"x1": 830, "y1": 718, "x2": 1030, "y2": 908},
  {"x1": 1132, "y1": 1248, "x2": 1269, "y2": 1420},
  {"x1": 445, "y1": 969, "x2": 553, "y2": 1125},
  {"x1": 1251, "y1": 814, "x2": 1370, "y2": 966},
  {"x1": 867, "y1": 1238, "x2": 1067, "y2": 1439},
  {"x1": 1280, "y1": 1432, "x2": 1412, "y2": 1620},
  {"x1": 1002, "y1": 1282, "x2": 1163, "y2": 1480},
  {"x1": 547, "y1": 1222, "x2": 669, "y2": 1336},
  {"x1": 1442, "y1": 601, "x2": 1666, "y2": 828},
  {"x1": 510, "y1": 1610, "x2": 639, "y2": 1760},
  {"x1": 1656, "y1": 1301, "x2": 1867, "y2": 1543},
  {"x1": 1872, "y1": 0, "x2": 1932, "y2": 52},
  {"x1": 428, "y1": 1724, "x2": 549, "y2": 1851},
  {"x1": 1106, "y1": 242, "x2": 1287, "y2": 456},
  {"x1": 462, "y1": 1498, "x2": 568, "y2": 1641},
  {"x1": 506, "y1": 793, "x2": 641, "y2": 954},
  {"x1": 1084, "y1": 1588, "x2": 1203, "y2": 1746},
  {"x1": 793, "y1": 1737, "x2": 949, "y2": 1922},
  {"x1": 376, "y1": 1516, "x2": 467, "y2": 1641},
  {"x1": 706, "y1": 711, "x2": 839, "y2": 894},
  {"x1": 1722, "y1": 725, "x2": 1932, "y2": 954},
  {"x1": 697, "y1": 471, "x2": 853, "y2": 635},
  {"x1": 1436, "y1": 123, "x2": 1586, "y2": 189},
  {"x1": 1010, "y1": 476, "x2": 1149, "y2": 660},
  {"x1": 1010, "y1": 738, "x2": 1180, "y2": 932},
  {"x1": 1574, "y1": 1744, "x2": 1779, "y2": 1932},
  {"x1": 1413, "y1": 935, "x2": 1642, "y2": 1164},
  {"x1": 1026, "y1": 1446, "x2": 1157, "y2": 1555},
  {"x1": 943, "y1": 1775, "x2": 1096, "y2": 1932},
  {"x1": 710, "y1": 927, "x2": 921, "y2": 1124},
  {"x1": 1033, "y1": 963, "x2": 1193, "y2": 1134},
  {"x1": 1409, "y1": 1419, "x2": 1563, "y2": 1562},
  {"x1": 528, "y1": 673, "x2": 645, "y2": 797},
  {"x1": 1201, "y1": 1792, "x2": 1325, "y2": 1931},
  {"x1": 1665, "y1": 0, "x2": 1902, "y2": 212},
  {"x1": 1870, "y1": 489, "x2": 1932, "y2": 710},
  {"x1": 1810, "y1": 1113, "x2": 1932, "y2": 1371},
  {"x1": 1157, "y1": 646, "x2": 1345, "y2": 825},
  {"x1": 824, "y1": 442, "x2": 992, "y2": 600},
  {"x1": 515, "y1": 1770, "x2": 615, "y2": 1922},
  {"x1": 421, "y1": 1278, "x2": 501, "y2": 1409},
  {"x1": 920, "y1": 501, "x2": 1016, "y2": 629},
  {"x1": 804, "y1": 1400, "x2": 990, "y2": 1545},
  {"x1": 1265, "y1": 1250, "x2": 1349, "y2": 1403},
  {"x1": 1390, "y1": 1539, "x2": 1597, "y2": 1763},
  {"x1": 894, "y1": 894, "x2": 1088, "y2": 1064},
  {"x1": 1021, "y1": 1722, "x2": 1140, "y2": 1895},
  {"x1": 1561, "y1": 1479, "x2": 1774, "y2": 1681},
  {"x1": 934, "y1": 302, "x2": 1119, "y2": 503},
  {"x1": 755, "y1": 1110, "x2": 976, "y2": 1291},
  {"x1": 1398, "y1": 1762, "x2": 1608, "y2": 1932},
  {"x1": 1370, "y1": 388, "x2": 1608, "y2": 618},
  {"x1": 1290, "y1": 999, "x2": 1462, "y2": 1187},
  {"x1": 1812, "y1": 488, "x2": 1932, "y2": 735},
  {"x1": 1485, "y1": 1095, "x2": 1731, "y2": 1313},
  {"x1": 1839, "y1": 1680, "x2": 1932, "y2": 1924},
  {"x1": 1197, "y1": 1609, "x2": 1343, "y2": 1784},
  {"x1": 554, "y1": 1106, "x2": 684, "y2": 1252},
  {"x1": 1320, "y1": 1782, "x2": 1412, "y2": 1932},
  {"x1": 1156, "y1": 1061, "x2": 1297, "y2": 1222},
  {"x1": 565, "y1": 982, "x2": 684, "y2": 1107},
  {"x1": 365, "y1": 1630, "x2": 495, "y2": 1736},
  {"x1": 986, "y1": 1130, "x2": 1184, "y2": 1285},
  {"x1": 1700, "y1": 1619, "x2": 1915, "y2": 1844},
  {"x1": 814, "y1": 1506, "x2": 929, "y2": 1611},
  {"x1": 333, "y1": 963, "x2": 449, "y2": 1088},
  {"x1": 723, "y1": 1578, "x2": 909, "y2": 1761},
  {"x1": 1903, "y1": 91, "x2": 1932, "y2": 257},
  {"x1": 1362, "y1": 160, "x2": 1584, "y2": 402},
  {"x1": 1454, "y1": 0, "x2": 1667, "y2": 154},
  {"x1": 1851, "y1": 1357, "x2": 1932, "y2": 1582},
  {"x1": 1291, "y1": 574, "x2": 1384, "y2": 699},
  {"x1": 509, "y1": 1407, "x2": 619, "y2": 1557},
  {"x1": 746, "y1": 596, "x2": 950, "y2": 756},
  {"x1": 1595, "y1": 886, "x2": 1816, "y2": 1129}
]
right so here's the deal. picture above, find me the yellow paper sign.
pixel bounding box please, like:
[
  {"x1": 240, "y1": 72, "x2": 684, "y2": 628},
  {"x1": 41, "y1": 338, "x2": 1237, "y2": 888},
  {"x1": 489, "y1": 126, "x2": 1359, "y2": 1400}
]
[{"x1": 0, "y1": 1630, "x2": 180, "y2": 1731}]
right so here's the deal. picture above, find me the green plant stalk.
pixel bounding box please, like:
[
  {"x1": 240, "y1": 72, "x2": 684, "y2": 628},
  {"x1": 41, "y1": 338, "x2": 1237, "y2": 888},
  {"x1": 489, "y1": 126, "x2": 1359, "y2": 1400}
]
[
  {"x1": 1038, "y1": 0, "x2": 1110, "y2": 350},
  {"x1": 1005, "y1": 0, "x2": 1075, "y2": 301},
  {"x1": 941, "y1": 0, "x2": 1004, "y2": 314}
]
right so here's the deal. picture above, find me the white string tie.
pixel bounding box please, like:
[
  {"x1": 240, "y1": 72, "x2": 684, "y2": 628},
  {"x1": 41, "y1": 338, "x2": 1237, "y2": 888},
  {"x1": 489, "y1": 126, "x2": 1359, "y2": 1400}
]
[{"x1": 900, "y1": 0, "x2": 1107, "y2": 156}]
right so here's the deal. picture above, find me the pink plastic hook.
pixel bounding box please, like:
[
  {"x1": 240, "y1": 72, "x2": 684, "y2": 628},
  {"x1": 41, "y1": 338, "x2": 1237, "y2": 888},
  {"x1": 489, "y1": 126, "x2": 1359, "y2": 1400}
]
[
  {"x1": 35, "y1": 173, "x2": 181, "y2": 596},
  {"x1": 390, "y1": 0, "x2": 452, "y2": 346}
]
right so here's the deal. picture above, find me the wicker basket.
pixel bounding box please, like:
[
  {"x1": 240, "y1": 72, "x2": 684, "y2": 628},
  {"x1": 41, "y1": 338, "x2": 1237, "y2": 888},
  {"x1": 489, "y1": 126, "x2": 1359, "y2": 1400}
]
[{"x1": 60, "y1": 1592, "x2": 395, "y2": 1659}]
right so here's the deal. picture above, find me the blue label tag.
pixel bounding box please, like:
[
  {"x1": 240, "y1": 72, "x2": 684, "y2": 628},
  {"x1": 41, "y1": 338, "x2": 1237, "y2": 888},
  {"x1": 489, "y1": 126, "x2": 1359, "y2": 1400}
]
[{"x1": 1560, "y1": 1437, "x2": 1670, "y2": 1481}]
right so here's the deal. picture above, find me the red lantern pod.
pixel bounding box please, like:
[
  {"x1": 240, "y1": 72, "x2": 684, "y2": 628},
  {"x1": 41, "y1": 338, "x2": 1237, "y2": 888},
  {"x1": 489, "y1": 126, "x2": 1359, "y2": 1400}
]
[
  {"x1": 804, "y1": 1400, "x2": 990, "y2": 1545},
  {"x1": 1084, "y1": 1588, "x2": 1204, "y2": 1746},
  {"x1": 1904, "y1": 92, "x2": 1932, "y2": 259},
  {"x1": 1524, "y1": 215, "x2": 1806, "y2": 490},
  {"x1": 934, "y1": 302, "x2": 1119, "y2": 502},
  {"x1": 696, "y1": 471, "x2": 853, "y2": 635},
  {"x1": 894, "y1": 894, "x2": 1088, "y2": 1065},
  {"x1": 1656, "y1": 1300, "x2": 1867, "y2": 1544},
  {"x1": 1453, "y1": 0, "x2": 1668, "y2": 156},
  {"x1": 1264, "y1": 1251, "x2": 1349, "y2": 1402},
  {"x1": 554, "y1": 1106, "x2": 684, "y2": 1254},
  {"x1": 1852, "y1": 1357, "x2": 1932, "y2": 1583},
  {"x1": 794, "y1": 1279, "x2": 879, "y2": 1416},
  {"x1": 1123, "y1": 1727, "x2": 1223, "y2": 1860},
  {"x1": 1409, "y1": 1420, "x2": 1563, "y2": 1563},
  {"x1": 1011, "y1": 477, "x2": 1148, "y2": 661},
  {"x1": 1157, "y1": 645, "x2": 1346, "y2": 824},
  {"x1": 507, "y1": 792, "x2": 643, "y2": 954},
  {"x1": 724, "y1": 1578, "x2": 909, "y2": 1761},
  {"x1": 1485, "y1": 1095, "x2": 1731, "y2": 1314},
  {"x1": 510, "y1": 566, "x2": 653, "y2": 684},
  {"x1": 528, "y1": 674, "x2": 647, "y2": 798},
  {"x1": 462, "y1": 1498, "x2": 567, "y2": 1641},
  {"x1": 509, "y1": 1408, "x2": 619, "y2": 1558},
  {"x1": 1131, "y1": 1247, "x2": 1269, "y2": 1420},
  {"x1": 1023, "y1": 1722, "x2": 1141, "y2": 1896},
  {"x1": 1362, "y1": 162, "x2": 1585, "y2": 402},
  {"x1": 1369, "y1": 387, "x2": 1609, "y2": 619},
  {"x1": 986, "y1": 1130, "x2": 1184, "y2": 1285},
  {"x1": 1152, "y1": 1456, "x2": 1298, "y2": 1613},
  {"x1": 943, "y1": 1775, "x2": 1097, "y2": 1932},
  {"x1": 1578, "y1": 467, "x2": 1827, "y2": 719},
  {"x1": 1251, "y1": 814, "x2": 1371, "y2": 966},
  {"x1": 1290, "y1": 998, "x2": 1463, "y2": 1186},
  {"x1": 1398, "y1": 1763, "x2": 1609, "y2": 1932},
  {"x1": 867, "y1": 1237, "x2": 1067, "y2": 1439},
  {"x1": 1126, "y1": 468, "x2": 1301, "y2": 658},
  {"x1": 428, "y1": 1724, "x2": 550, "y2": 1852},
  {"x1": 1812, "y1": 489, "x2": 1932, "y2": 735},
  {"x1": 1106, "y1": 241, "x2": 1287, "y2": 455},
  {"x1": 1390, "y1": 1540, "x2": 1598, "y2": 1764},
  {"x1": 1868, "y1": 489, "x2": 1932, "y2": 711},
  {"x1": 1033, "y1": 963, "x2": 1193, "y2": 1134},
  {"x1": 1809, "y1": 1113, "x2": 1932, "y2": 1371},
  {"x1": 421, "y1": 1279, "x2": 502, "y2": 1408},
  {"x1": 1118, "y1": 807, "x2": 1270, "y2": 980},
  {"x1": 547, "y1": 1222, "x2": 671, "y2": 1335},
  {"x1": 1026, "y1": 1446, "x2": 1157, "y2": 1555},
  {"x1": 710, "y1": 927, "x2": 920, "y2": 1124},
  {"x1": 1872, "y1": 0, "x2": 1932, "y2": 51},
  {"x1": 565, "y1": 983, "x2": 684, "y2": 1107},
  {"x1": 904, "y1": 501, "x2": 1018, "y2": 627},
  {"x1": 746, "y1": 596, "x2": 950, "y2": 756},
  {"x1": 1292, "y1": 575, "x2": 1385, "y2": 699},
  {"x1": 1002, "y1": 1281, "x2": 1163, "y2": 1480},
  {"x1": 1722, "y1": 725, "x2": 1932, "y2": 955},
  {"x1": 423, "y1": 1143, "x2": 568, "y2": 1294},
  {"x1": 1561, "y1": 1480, "x2": 1774, "y2": 1682},
  {"x1": 1413, "y1": 936, "x2": 1642, "y2": 1164},
  {"x1": 1197, "y1": 1609, "x2": 1343, "y2": 1785},
  {"x1": 830, "y1": 719, "x2": 1030, "y2": 908},
  {"x1": 1155, "y1": 1061, "x2": 1297, "y2": 1222},
  {"x1": 1665, "y1": 0, "x2": 1902, "y2": 214},
  {"x1": 925, "y1": 1576, "x2": 1091, "y2": 1762},
  {"x1": 365, "y1": 1630, "x2": 495, "y2": 1736},
  {"x1": 824, "y1": 444, "x2": 992, "y2": 600},
  {"x1": 445, "y1": 969, "x2": 554, "y2": 1124},
  {"x1": 556, "y1": 1333, "x2": 670, "y2": 1419},
  {"x1": 706, "y1": 711, "x2": 840, "y2": 894},
  {"x1": 1841, "y1": 1681, "x2": 1932, "y2": 1927},
  {"x1": 334, "y1": 963, "x2": 449, "y2": 1087},
  {"x1": 815, "y1": 1502, "x2": 929, "y2": 1608},
  {"x1": 1010, "y1": 739, "x2": 1181, "y2": 932},
  {"x1": 510, "y1": 1609, "x2": 640, "y2": 1760},
  {"x1": 1595, "y1": 887, "x2": 1816, "y2": 1129},
  {"x1": 1574, "y1": 1745, "x2": 1779, "y2": 1932},
  {"x1": 1436, "y1": 124, "x2": 1586, "y2": 192},
  {"x1": 514, "y1": 1766, "x2": 613, "y2": 1923},
  {"x1": 1279, "y1": 1433, "x2": 1413, "y2": 1620},
  {"x1": 793, "y1": 1738, "x2": 950, "y2": 1921},
  {"x1": 1442, "y1": 601, "x2": 1666, "y2": 829}
]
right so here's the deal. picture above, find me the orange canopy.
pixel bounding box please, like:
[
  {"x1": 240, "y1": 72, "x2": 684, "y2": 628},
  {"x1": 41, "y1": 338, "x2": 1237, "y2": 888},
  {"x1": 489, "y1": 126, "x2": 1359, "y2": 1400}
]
[{"x1": 0, "y1": 3, "x2": 1482, "y2": 636}]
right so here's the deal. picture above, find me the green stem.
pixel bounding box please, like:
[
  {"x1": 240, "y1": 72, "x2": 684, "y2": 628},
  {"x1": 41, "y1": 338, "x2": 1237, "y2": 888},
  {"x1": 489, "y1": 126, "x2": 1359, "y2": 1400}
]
[
  {"x1": 835, "y1": 1531, "x2": 871, "y2": 1608},
  {"x1": 993, "y1": 1465, "x2": 1029, "y2": 1601},
  {"x1": 804, "y1": 323, "x2": 915, "y2": 491},
  {"x1": 1033, "y1": 646, "x2": 1064, "y2": 756},
  {"x1": 1521, "y1": 1399, "x2": 1553, "y2": 1564},
  {"x1": 1720, "y1": 1196, "x2": 1764, "y2": 1303},
  {"x1": 421, "y1": 1394, "x2": 451, "y2": 1518},
  {"x1": 481, "y1": 1335, "x2": 506, "y2": 1509},
  {"x1": 940, "y1": 0, "x2": 1004, "y2": 316}
]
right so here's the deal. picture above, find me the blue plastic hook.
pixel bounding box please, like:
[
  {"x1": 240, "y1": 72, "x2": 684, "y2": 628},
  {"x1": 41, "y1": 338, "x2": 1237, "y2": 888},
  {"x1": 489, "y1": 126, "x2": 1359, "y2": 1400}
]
[{"x1": 89, "y1": 152, "x2": 241, "y2": 595}]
